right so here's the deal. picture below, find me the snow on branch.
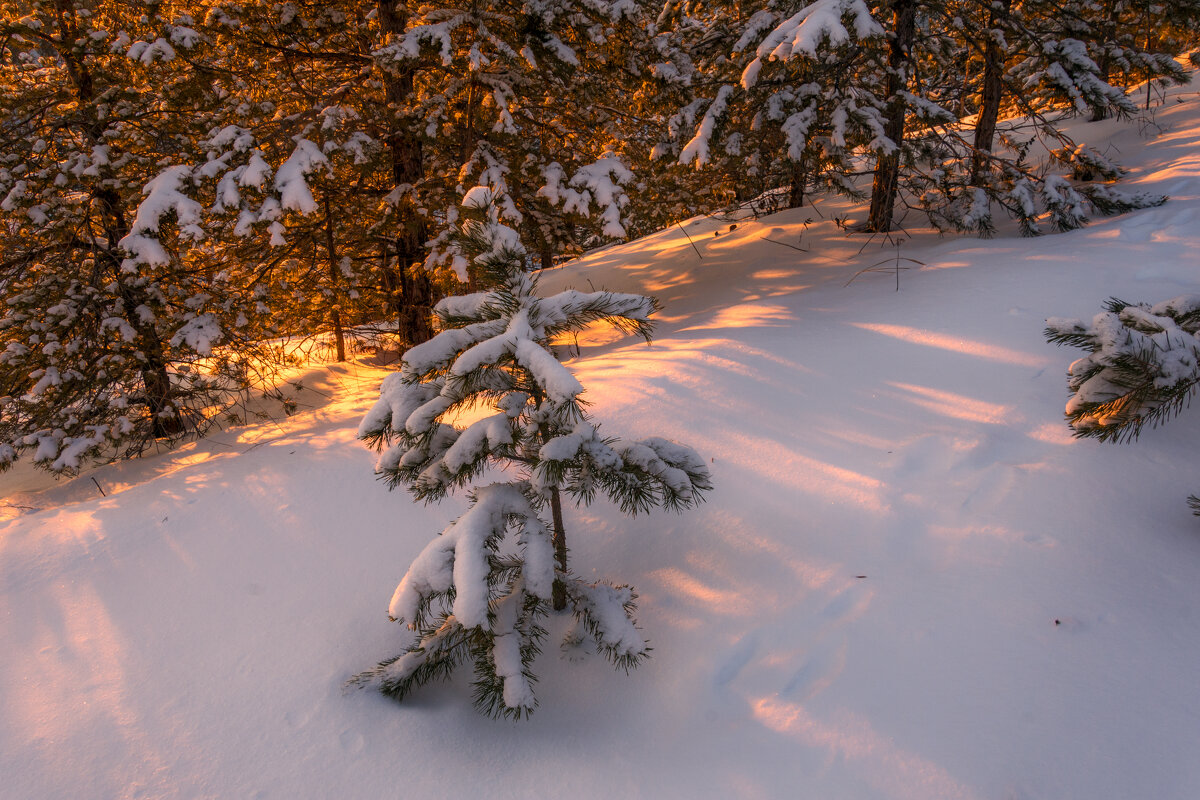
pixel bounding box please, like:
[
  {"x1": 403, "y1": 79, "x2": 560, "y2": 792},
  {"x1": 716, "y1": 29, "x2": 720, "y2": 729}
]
[
  {"x1": 680, "y1": 86, "x2": 734, "y2": 167},
  {"x1": 120, "y1": 165, "x2": 205, "y2": 268},
  {"x1": 387, "y1": 483, "x2": 555, "y2": 628},
  {"x1": 169, "y1": 313, "x2": 222, "y2": 356},
  {"x1": 275, "y1": 139, "x2": 329, "y2": 214},
  {"x1": 534, "y1": 425, "x2": 712, "y2": 512},
  {"x1": 539, "y1": 156, "x2": 635, "y2": 238},
  {"x1": 565, "y1": 578, "x2": 648, "y2": 665},
  {"x1": 126, "y1": 38, "x2": 176, "y2": 64},
  {"x1": 741, "y1": 0, "x2": 883, "y2": 89},
  {"x1": 1046, "y1": 295, "x2": 1200, "y2": 441}
]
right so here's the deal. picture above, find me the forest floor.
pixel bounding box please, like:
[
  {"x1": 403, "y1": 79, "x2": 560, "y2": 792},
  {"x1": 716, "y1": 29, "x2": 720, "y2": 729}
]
[{"x1": 3, "y1": 75, "x2": 1200, "y2": 799}]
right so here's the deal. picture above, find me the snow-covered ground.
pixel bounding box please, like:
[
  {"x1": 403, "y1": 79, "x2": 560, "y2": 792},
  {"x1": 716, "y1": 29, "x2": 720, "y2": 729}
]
[{"x1": 4, "y1": 77, "x2": 1200, "y2": 799}]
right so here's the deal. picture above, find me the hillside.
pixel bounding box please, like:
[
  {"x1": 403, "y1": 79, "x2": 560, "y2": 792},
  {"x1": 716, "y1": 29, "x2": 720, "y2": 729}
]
[{"x1": 2, "y1": 78, "x2": 1200, "y2": 799}]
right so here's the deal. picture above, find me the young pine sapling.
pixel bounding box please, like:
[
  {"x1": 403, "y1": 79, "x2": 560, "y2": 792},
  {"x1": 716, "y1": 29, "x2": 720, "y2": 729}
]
[{"x1": 355, "y1": 194, "x2": 711, "y2": 717}]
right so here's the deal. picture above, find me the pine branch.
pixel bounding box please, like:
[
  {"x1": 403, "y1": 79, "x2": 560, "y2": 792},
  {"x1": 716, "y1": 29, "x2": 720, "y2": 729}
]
[{"x1": 1047, "y1": 295, "x2": 1200, "y2": 443}]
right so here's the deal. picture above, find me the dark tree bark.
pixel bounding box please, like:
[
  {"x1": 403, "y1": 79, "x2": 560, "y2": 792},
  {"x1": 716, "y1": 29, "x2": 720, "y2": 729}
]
[
  {"x1": 323, "y1": 199, "x2": 346, "y2": 362},
  {"x1": 378, "y1": 0, "x2": 435, "y2": 347},
  {"x1": 788, "y1": 160, "x2": 808, "y2": 209},
  {"x1": 866, "y1": 0, "x2": 917, "y2": 233},
  {"x1": 1090, "y1": 0, "x2": 1118, "y2": 121},
  {"x1": 549, "y1": 486, "x2": 568, "y2": 611},
  {"x1": 970, "y1": 0, "x2": 1012, "y2": 184}
]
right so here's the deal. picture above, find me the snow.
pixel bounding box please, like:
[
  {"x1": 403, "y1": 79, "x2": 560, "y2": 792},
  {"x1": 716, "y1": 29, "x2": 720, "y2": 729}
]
[
  {"x1": 388, "y1": 483, "x2": 543, "y2": 630},
  {"x1": 491, "y1": 580, "x2": 535, "y2": 711},
  {"x1": 680, "y1": 85, "x2": 734, "y2": 167},
  {"x1": 461, "y1": 185, "x2": 493, "y2": 209},
  {"x1": 441, "y1": 413, "x2": 513, "y2": 473},
  {"x1": 239, "y1": 151, "x2": 273, "y2": 189},
  {"x1": 568, "y1": 580, "x2": 646, "y2": 658},
  {"x1": 513, "y1": 338, "x2": 583, "y2": 403},
  {"x1": 741, "y1": 0, "x2": 883, "y2": 89},
  {"x1": 358, "y1": 372, "x2": 437, "y2": 439},
  {"x1": 126, "y1": 38, "x2": 176, "y2": 64},
  {"x1": 401, "y1": 319, "x2": 508, "y2": 380},
  {"x1": 168, "y1": 313, "x2": 222, "y2": 356},
  {"x1": 1051, "y1": 296, "x2": 1200, "y2": 431},
  {"x1": 4, "y1": 73, "x2": 1200, "y2": 800},
  {"x1": 539, "y1": 423, "x2": 594, "y2": 462},
  {"x1": 120, "y1": 165, "x2": 205, "y2": 266},
  {"x1": 541, "y1": 157, "x2": 634, "y2": 238},
  {"x1": 275, "y1": 139, "x2": 329, "y2": 214}
]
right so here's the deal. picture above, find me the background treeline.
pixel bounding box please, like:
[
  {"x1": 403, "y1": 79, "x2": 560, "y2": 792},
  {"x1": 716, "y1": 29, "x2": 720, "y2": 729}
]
[{"x1": 1, "y1": 0, "x2": 1197, "y2": 471}]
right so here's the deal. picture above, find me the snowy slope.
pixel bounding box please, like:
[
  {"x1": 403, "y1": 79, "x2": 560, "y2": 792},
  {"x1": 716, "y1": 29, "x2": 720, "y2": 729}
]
[{"x1": 3, "y1": 79, "x2": 1200, "y2": 799}]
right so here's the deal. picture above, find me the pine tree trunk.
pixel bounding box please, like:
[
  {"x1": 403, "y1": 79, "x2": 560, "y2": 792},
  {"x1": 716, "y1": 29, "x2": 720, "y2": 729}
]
[
  {"x1": 970, "y1": 0, "x2": 1010, "y2": 184},
  {"x1": 95, "y1": 188, "x2": 183, "y2": 439},
  {"x1": 549, "y1": 485, "x2": 568, "y2": 611},
  {"x1": 1090, "y1": 0, "x2": 1118, "y2": 121},
  {"x1": 323, "y1": 199, "x2": 346, "y2": 362},
  {"x1": 397, "y1": 258, "x2": 435, "y2": 347},
  {"x1": 531, "y1": 383, "x2": 570, "y2": 611},
  {"x1": 866, "y1": 0, "x2": 916, "y2": 233},
  {"x1": 378, "y1": 0, "x2": 435, "y2": 348},
  {"x1": 1144, "y1": 22, "x2": 1153, "y2": 111},
  {"x1": 461, "y1": 80, "x2": 480, "y2": 165},
  {"x1": 788, "y1": 160, "x2": 807, "y2": 209},
  {"x1": 139, "y1": 347, "x2": 184, "y2": 438}
]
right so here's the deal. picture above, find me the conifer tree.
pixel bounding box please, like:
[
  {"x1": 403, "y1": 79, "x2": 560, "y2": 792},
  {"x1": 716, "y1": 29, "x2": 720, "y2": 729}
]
[
  {"x1": 1045, "y1": 295, "x2": 1200, "y2": 513},
  {"x1": 383, "y1": 0, "x2": 654, "y2": 277},
  {"x1": 663, "y1": 0, "x2": 1184, "y2": 235},
  {"x1": 189, "y1": 0, "x2": 440, "y2": 348},
  {"x1": 355, "y1": 194, "x2": 711, "y2": 717},
  {"x1": 0, "y1": 0, "x2": 275, "y2": 470},
  {"x1": 661, "y1": 0, "x2": 894, "y2": 212},
  {"x1": 903, "y1": 0, "x2": 1179, "y2": 237}
]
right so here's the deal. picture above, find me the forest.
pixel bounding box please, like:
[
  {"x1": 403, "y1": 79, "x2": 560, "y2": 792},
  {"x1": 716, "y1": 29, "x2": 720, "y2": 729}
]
[{"x1": 2, "y1": 0, "x2": 1197, "y2": 475}]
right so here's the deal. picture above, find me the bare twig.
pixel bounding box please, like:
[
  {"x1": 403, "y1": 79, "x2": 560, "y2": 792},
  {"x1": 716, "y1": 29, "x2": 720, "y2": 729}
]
[
  {"x1": 676, "y1": 222, "x2": 704, "y2": 260},
  {"x1": 760, "y1": 235, "x2": 809, "y2": 253},
  {"x1": 845, "y1": 242, "x2": 926, "y2": 291}
]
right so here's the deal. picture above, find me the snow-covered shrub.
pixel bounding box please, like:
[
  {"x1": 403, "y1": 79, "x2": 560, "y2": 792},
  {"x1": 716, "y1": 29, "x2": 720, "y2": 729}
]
[
  {"x1": 354, "y1": 197, "x2": 711, "y2": 717},
  {"x1": 1046, "y1": 295, "x2": 1200, "y2": 513}
]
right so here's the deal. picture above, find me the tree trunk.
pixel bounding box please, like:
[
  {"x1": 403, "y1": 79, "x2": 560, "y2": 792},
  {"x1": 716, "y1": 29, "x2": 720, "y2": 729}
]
[
  {"x1": 396, "y1": 257, "x2": 435, "y2": 346},
  {"x1": 377, "y1": 0, "x2": 435, "y2": 347},
  {"x1": 866, "y1": 0, "x2": 916, "y2": 233},
  {"x1": 323, "y1": 198, "x2": 346, "y2": 362},
  {"x1": 531, "y1": 383, "x2": 570, "y2": 611},
  {"x1": 93, "y1": 188, "x2": 183, "y2": 438},
  {"x1": 970, "y1": 0, "x2": 1010, "y2": 184},
  {"x1": 788, "y1": 159, "x2": 807, "y2": 209},
  {"x1": 549, "y1": 485, "x2": 568, "y2": 611},
  {"x1": 461, "y1": 79, "x2": 480, "y2": 165},
  {"x1": 1090, "y1": 0, "x2": 1118, "y2": 121}
]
